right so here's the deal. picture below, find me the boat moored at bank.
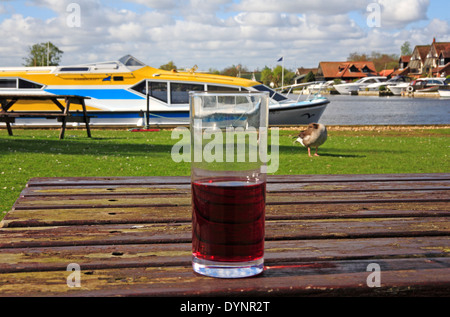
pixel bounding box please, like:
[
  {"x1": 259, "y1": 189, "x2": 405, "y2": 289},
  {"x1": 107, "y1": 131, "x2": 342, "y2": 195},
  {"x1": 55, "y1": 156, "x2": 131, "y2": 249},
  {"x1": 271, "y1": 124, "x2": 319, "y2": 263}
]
[{"x1": 0, "y1": 55, "x2": 329, "y2": 127}]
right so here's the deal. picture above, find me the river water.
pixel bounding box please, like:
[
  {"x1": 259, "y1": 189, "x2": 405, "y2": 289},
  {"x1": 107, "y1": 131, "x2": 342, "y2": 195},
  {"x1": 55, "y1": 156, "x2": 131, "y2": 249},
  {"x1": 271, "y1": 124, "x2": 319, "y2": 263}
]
[{"x1": 309, "y1": 94, "x2": 450, "y2": 126}]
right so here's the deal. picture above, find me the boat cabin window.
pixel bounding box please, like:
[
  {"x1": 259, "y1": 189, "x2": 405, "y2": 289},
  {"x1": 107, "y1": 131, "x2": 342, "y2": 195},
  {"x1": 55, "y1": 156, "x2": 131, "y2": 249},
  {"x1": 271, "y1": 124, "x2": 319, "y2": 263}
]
[
  {"x1": 130, "y1": 81, "x2": 168, "y2": 103},
  {"x1": 119, "y1": 55, "x2": 146, "y2": 67},
  {"x1": 252, "y1": 84, "x2": 288, "y2": 102},
  {"x1": 0, "y1": 78, "x2": 43, "y2": 89},
  {"x1": 18, "y1": 79, "x2": 44, "y2": 89},
  {"x1": 0, "y1": 79, "x2": 17, "y2": 89},
  {"x1": 207, "y1": 85, "x2": 240, "y2": 92},
  {"x1": 151, "y1": 82, "x2": 168, "y2": 102},
  {"x1": 59, "y1": 67, "x2": 90, "y2": 72},
  {"x1": 171, "y1": 83, "x2": 204, "y2": 104}
]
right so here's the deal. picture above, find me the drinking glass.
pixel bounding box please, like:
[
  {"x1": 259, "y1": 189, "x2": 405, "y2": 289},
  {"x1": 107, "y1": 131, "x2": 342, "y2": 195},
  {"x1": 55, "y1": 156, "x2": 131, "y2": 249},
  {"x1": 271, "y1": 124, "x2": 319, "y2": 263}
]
[{"x1": 190, "y1": 91, "x2": 269, "y2": 278}]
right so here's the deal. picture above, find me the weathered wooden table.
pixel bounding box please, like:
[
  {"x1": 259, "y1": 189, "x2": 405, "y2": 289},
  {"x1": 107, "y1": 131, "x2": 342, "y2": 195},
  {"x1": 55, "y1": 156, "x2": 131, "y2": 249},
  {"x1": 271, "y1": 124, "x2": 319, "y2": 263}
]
[{"x1": 0, "y1": 174, "x2": 449, "y2": 298}]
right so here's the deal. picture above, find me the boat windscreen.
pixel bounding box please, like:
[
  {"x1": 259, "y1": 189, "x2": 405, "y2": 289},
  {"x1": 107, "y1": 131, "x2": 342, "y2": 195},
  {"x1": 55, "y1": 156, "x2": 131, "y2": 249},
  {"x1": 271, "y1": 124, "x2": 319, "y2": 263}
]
[
  {"x1": 252, "y1": 84, "x2": 288, "y2": 102},
  {"x1": 119, "y1": 55, "x2": 146, "y2": 67}
]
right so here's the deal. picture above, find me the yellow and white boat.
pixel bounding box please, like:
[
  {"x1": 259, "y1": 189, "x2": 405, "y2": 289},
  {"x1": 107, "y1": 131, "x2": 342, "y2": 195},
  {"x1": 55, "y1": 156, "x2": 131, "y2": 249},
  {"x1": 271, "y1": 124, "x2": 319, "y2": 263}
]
[{"x1": 0, "y1": 55, "x2": 329, "y2": 127}]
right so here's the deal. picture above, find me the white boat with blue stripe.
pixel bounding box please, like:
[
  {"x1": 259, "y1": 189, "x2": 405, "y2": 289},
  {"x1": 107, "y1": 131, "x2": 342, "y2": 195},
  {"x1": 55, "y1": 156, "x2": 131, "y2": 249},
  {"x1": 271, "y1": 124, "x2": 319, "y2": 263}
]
[{"x1": 0, "y1": 55, "x2": 329, "y2": 127}]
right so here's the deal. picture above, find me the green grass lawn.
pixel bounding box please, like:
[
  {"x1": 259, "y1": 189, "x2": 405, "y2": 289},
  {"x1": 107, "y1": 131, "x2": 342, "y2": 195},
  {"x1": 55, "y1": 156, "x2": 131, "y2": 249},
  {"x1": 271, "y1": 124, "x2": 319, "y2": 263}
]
[{"x1": 1, "y1": 127, "x2": 449, "y2": 219}]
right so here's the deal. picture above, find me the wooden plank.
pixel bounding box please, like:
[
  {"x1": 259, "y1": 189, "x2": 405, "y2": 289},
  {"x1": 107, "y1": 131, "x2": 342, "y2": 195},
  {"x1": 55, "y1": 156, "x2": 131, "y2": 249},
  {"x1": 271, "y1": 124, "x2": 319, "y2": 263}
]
[
  {"x1": 0, "y1": 94, "x2": 90, "y2": 99},
  {"x1": 0, "y1": 258, "x2": 449, "y2": 297},
  {"x1": 0, "y1": 237, "x2": 448, "y2": 274},
  {"x1": 1, "y1": 217, "x2": 449, "y2": 249},
  {"x1": 10, "y1": 189, "x2": 449, "y2": 213},
  {"x1": 0, "y1": 117, "x2": 15, "y2": 123},
  {"x1": 57, "y1": 116, "x2": 90, "y2": 123},
  {"x1": 19, "y1": 179, "x2": 450, "y2": 197},
  {"x1": 2, "y1": 201, "x2": 449, "y2": 228},
  {"x1": 0, "y1": 112, "x2": 67, "y2": 118},
  {"x1": 25, "y1": 176, "x2": 192, "y2": 187},
  {"x1": 24, "y1": 174, "x2": 450, "y2": 187}
]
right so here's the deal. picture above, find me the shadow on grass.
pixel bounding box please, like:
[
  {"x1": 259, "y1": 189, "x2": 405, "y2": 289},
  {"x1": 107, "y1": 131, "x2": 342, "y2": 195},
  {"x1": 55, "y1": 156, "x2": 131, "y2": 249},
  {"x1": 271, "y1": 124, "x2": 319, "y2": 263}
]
[
  {"x1": 0, "y1": 136, "x2": 174, "y2": 157},
  {"x1": 317, "y1": 152, "x2": 365, "y2": 158},
  {"x1": 279, "y1": 145, "x2": 408, "y2": 158}
]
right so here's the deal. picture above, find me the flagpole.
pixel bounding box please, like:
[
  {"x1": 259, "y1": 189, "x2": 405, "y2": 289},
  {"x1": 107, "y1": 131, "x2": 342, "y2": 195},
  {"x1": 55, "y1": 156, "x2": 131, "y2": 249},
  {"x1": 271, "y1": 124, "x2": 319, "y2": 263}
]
[{"x1": 277, "y1": 56, "x2": 285, "y2": 90}]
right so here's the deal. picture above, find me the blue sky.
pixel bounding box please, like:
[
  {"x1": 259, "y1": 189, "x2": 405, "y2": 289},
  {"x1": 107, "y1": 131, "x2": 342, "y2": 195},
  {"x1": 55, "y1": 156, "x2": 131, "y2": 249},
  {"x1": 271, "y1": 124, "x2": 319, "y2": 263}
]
[{"x1": 1, "y1": 0, "x2": 449, "y2": 70}]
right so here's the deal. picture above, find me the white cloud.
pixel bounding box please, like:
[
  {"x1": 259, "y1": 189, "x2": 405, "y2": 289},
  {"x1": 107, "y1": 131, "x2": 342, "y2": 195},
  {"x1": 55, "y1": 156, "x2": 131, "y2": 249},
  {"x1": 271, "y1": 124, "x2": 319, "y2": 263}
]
[
  {"x1": 0, "y1": 0, "x2": 447, "y2": 70},
  {"x1": 234, "y1": 0, "x2": 370, "y2": 15},
  {"x1": 126, "y1": 0, "x2": 179, "y2": 10},
  {"x1": 377, "y1": 0, "x2": 430, "y2": 28}
]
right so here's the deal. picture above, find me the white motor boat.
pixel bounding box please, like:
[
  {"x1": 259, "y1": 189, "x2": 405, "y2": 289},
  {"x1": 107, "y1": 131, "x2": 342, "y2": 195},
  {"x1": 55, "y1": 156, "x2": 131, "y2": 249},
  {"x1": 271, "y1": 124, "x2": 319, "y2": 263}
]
[
  {"x1": 388, "y1": 83, "x2": 410, "y2": 96},
  {"x1": 404, "y1": 78, "x2": 446, "y2": 93},
  {"x1": 307, "y1": 80, "x2": 335, "y2": 93},
  {"x1": 367, "y1": 76, "x2": 411, "y2": 91},
  {"x1": 438, "y1": 78, "x2": 450, "y2": 98},
  {"x1": 333, "y1": 76, "x2": 387, "y2": 95},
  {"x1": 439, "y1": 89, "x2": 450, "y2": 98}
]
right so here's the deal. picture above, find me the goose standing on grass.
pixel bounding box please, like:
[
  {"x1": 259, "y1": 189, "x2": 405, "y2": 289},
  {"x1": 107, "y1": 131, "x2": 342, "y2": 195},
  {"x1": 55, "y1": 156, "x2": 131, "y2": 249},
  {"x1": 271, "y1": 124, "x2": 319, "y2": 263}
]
[{"x1": 295, "y1": 123, "x2": 328, "y2": 157}]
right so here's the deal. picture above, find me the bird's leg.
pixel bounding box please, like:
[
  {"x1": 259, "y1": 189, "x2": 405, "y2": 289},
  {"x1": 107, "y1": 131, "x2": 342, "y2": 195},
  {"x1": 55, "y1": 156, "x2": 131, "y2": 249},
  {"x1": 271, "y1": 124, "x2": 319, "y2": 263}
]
[
  {"x1": 308, "y1": 147, "x2": 312, "y2": 157},
  {"x1": 314, "y1": 146, "x2": 320, "y2": 157}
]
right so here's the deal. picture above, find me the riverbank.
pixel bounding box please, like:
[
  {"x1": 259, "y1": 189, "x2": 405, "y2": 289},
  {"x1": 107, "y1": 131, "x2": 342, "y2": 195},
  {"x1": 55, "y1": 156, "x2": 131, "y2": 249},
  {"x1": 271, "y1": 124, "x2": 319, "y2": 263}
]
[
  {"x1": 358, "y1": 90, "x2": 441, "y2": 98},
  {"x1": 282, "y1": 124, "x2": 450, "y2": 132},
  {"x1": 297, "y1": 89, "x2": 442, "y2": 98}
]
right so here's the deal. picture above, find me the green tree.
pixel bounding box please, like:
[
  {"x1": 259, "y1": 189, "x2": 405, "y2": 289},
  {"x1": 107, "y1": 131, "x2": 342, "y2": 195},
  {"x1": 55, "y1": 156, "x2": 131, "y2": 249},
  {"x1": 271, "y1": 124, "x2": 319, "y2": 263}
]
[
  {"x1": 208, "y1": 68, "x2": 220, "y2": 75},
  {"x1": 159, "y1": 61, "x2": 177, "y2": 71},
  {"x1": 260, "y1": 66, "x2": 273, "y2": 86},
  {"x1": 23, "y1": 42, "x2": 63, "y2": 67},
  {"x1": 347, "y1": 51, "x2": 399, "y2": 72},
  {"x1": 220, "y1": 65, "x2": 248, "y2": 77},
  {"x1": 260, "y1": 65, "x2": 295, "y2": 88},
  {"x1": 347, "y1": 52, "x2": 369, "y2": 62},
  {"x1": 401, "y1": 41, "x2": 412, "y2": 56},
  {"x1": 304, "y1": 71, "x2": 315, "y2": 83}
]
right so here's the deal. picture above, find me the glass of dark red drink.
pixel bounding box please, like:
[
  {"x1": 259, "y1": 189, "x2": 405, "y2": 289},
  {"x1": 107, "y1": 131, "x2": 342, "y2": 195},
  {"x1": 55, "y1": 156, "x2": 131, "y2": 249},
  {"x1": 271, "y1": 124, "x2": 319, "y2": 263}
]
[{"x1": 190, "y1": 91, "x2": 269, "y2": 278}]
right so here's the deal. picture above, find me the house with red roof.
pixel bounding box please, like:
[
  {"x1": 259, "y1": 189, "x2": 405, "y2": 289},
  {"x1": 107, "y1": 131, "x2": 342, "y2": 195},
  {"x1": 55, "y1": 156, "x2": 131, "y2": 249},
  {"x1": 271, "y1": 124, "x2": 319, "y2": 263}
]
[
  {"x1": 409, "y1": 45, "x2": 430, "y2": 77},
  {"x1": 392, "y1": 55, "x2": 411, "y2": 77},
  {"x1": 424, "y1": 38, "x2": 450, "y2": 77},
  {"x1": 316, "y1": 61, "x2": 377, "y2": 81}
]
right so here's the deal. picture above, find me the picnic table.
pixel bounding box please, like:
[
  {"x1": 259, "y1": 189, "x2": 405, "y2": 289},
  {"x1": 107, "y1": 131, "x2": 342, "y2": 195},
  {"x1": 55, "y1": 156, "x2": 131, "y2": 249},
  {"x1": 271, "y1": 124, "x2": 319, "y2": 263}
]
[
  {"x1": 0, "y1": 173, "x2": 449, "y2": 298},
  {"x1": 0, "y1": 94, "x2": 92, "y2": 139}
]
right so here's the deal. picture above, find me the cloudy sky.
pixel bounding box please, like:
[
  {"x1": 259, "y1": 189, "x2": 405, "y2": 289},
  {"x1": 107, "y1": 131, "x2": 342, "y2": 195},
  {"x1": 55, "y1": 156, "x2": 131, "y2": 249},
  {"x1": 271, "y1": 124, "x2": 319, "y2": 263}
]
[{"x1": 1, "y1": 0, "x2": 449, "y2": 70}]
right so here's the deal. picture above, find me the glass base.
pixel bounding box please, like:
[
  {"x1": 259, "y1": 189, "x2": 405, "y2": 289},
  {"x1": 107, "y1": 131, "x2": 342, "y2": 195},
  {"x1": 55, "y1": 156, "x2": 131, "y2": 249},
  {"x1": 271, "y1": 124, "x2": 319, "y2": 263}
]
[{"x1": 192, "y1": 256, "x2": 264, "y2": 278}]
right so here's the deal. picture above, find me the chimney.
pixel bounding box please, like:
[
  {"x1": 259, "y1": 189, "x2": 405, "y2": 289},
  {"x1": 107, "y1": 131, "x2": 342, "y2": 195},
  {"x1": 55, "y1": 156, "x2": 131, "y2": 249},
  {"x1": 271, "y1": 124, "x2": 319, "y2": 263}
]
[{"x1": 433, "y1": 37, "x2": 436, "y2": 43}]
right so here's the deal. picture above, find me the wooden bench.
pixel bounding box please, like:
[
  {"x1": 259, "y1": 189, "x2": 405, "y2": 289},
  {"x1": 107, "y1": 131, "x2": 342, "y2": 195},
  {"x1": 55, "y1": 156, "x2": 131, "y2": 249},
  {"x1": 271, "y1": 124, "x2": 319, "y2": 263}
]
[
  {"x1": 0, "y1": 173, "x2": 449, "y2": 300},
  {"x1": 0, "y1": 94, "x2": 92, "y2": 139}
]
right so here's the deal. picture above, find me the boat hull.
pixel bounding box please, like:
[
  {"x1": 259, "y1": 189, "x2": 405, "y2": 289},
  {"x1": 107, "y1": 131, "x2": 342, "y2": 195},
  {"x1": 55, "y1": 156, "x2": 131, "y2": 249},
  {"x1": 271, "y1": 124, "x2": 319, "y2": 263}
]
[
  {"x1": 268, "y1": 98, "x2": 329, "y2": 125},
  {"x1": 333, "y1": 84, "x2": 360, "y2": 95},
  {"x1": 388, "y1": 84, "x2": 408, "y2": 96},
  {"x1": 439, "y1": 89, "x2": 450, "y2": 98}
]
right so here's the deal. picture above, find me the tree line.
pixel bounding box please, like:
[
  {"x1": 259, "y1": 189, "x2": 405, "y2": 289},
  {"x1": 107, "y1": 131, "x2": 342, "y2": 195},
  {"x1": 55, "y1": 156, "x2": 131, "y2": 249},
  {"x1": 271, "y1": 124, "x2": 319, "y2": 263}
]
[{"x1": 24, "y1": 41, "x2": 413, "y2": 87}]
